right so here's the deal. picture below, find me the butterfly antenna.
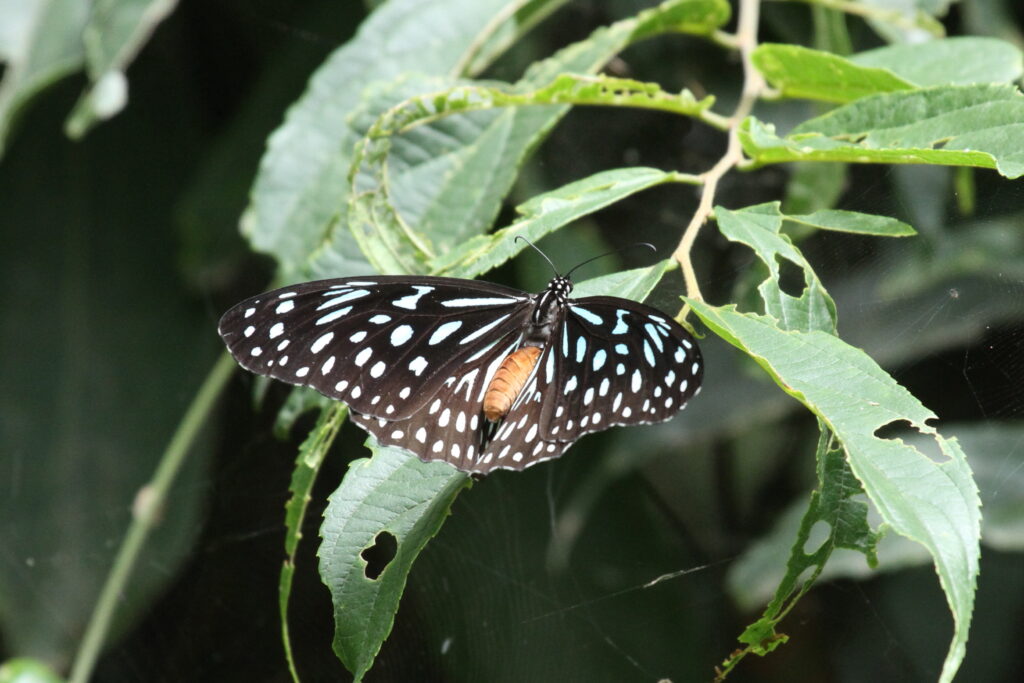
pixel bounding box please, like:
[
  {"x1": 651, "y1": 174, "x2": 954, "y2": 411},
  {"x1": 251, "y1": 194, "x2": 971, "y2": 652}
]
[
  {"x1": 565, "y1": 242, "x2": 657, "y2": 279},
  {"x1": 515, "y1": 236, "x2": 559, "y2": 277}
]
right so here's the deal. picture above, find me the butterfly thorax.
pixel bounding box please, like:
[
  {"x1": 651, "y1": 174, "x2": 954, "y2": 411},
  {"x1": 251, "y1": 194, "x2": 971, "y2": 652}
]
[
  {"x1": 523, "y1": 275, "x2": 572, "y2": 347},
  {"x1": 483, "y1": 276, "x2": 572, "y2": 423}
]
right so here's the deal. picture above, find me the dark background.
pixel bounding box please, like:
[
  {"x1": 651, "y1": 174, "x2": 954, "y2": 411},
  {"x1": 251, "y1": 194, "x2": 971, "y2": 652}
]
[{"x1": 2, "y1": 1, "x2": 1024, "y2": 681}]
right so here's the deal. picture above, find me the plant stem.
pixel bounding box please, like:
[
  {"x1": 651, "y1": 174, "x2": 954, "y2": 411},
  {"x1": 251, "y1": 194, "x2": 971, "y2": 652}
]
[
  {"x1": 673, "y1": 0, "x2": 765, "y2": 319},
  {"x1": 68, "y1": 352, "x2": 236, "y2": 683}
]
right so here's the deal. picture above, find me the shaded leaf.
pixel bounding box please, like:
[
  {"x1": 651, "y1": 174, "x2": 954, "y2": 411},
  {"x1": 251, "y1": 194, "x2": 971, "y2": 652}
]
[
  {"x1": 687, "y1": 301, "x2": 981, "y2": 683},
  {"x1": 319, "y1": 444, "x2": 470, "y2": 682}
]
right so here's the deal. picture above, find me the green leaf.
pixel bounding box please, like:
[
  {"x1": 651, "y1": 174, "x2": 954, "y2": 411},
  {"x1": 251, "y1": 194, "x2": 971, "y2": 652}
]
[
  {"x1": 0, "y1": 1, "x2": 88, "y2": 156},
  {"x1": 319, "y1": 444, "x2": 470, "y2": 682},
  {"x1": 334, "y1": 0, "x2": 725, "y2": 276},
  {"x1": 721, "y1": 426, "x2": 881, "y2": 673},
  {"x1": 686, "y1": 301, "x2": 981, "y2": 683},
  {"x1": 714, "y1": 203, "x2": 837, "y2": 333},
  {"x1": 65, "y1": 0, "x2": 179, "y2": 138},
  {"x1": 753, "y1": 44, "x2": 914, "y2": 103},
  {"x1": 243, "y1": 0, "x2": 518, "y2": 279},
  {"x1": 572, "y1": 260, "x2": 676, "y2": 300},
  {"x1": 740, "y1": 84, "x2": 1024, "y2": 179},
  {"x1": 280, "y1": 404, "x2": 346, "y2": 681},
  {"x1": 786, "y1": 209, "x2": 916, "y2": 236},
  {"x1": 429, "y1": 167, "x2": 682, "y2": 277},
  {"x1": 851, "y1": 37, "x2": 1024, "y2": 87},
  {"x1": 0, "y1": 658, "x2": 63, "y2": 683}
]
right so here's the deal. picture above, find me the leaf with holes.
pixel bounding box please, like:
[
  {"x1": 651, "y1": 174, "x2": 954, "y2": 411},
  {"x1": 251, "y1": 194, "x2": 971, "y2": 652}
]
[
  {"x1": 715, "y1": 203, "x2": 837, "y2": 333},
  {"x1": 687, "y1": 301, "x2": 981, "y2": 683},
  {"x1": 721, "y1": 425, "x2": 879, "y2": 673},
  {"x1": 319, "y1": 443, "x2": 470, "y2": 682}
]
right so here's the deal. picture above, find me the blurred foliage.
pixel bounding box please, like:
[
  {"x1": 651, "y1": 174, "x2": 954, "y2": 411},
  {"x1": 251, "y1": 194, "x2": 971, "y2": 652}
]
[{"x1": 1, "y1": 1, "x2": 1023, "y2": 682}]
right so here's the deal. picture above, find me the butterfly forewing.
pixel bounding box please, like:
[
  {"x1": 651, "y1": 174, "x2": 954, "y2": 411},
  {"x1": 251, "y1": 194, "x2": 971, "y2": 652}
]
[{"x1": 218, "y1": 276, "x2": 532, "y2": 420}]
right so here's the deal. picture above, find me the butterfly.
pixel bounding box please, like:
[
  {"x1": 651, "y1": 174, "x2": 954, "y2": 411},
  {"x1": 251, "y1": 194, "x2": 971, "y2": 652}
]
[{"x1": 218, "y1": 261, "x2": 703, "y2": 474}]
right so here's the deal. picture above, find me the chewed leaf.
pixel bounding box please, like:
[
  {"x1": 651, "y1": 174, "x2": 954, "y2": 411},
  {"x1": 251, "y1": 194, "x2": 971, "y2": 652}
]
[
  {"x1": 319, "y1": 443, "x2": 470, "y2": 681},
  {"x1": 714, "y1": 203, "x2": 837, "y2": 333},
  {"x1": 687, "y1": 302, "x2": 981, "y2": 683}
]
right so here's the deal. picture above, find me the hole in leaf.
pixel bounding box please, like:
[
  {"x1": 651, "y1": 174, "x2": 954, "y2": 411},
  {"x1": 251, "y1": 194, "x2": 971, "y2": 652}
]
[
  {"x1": 873, "y1": 420, "x2": 949, "y2": 463},
  {"x1": 361, "y1": 531, "x2": 398, "y2": 580},
  {"x1": 775, "y1": 255, "x2": 806, "y2": 298},
  {"x1": 803, "y1": 520, "x2": 831, "y2": 556}
]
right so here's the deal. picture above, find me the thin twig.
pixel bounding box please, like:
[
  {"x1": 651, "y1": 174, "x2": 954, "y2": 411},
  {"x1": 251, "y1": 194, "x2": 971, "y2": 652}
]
[
  {"x1": 68, "y1": 353, "x2": 236, "y2": 683},
  {"x1": 673, "y1": 0, "x2": 765, "y2": 319}
]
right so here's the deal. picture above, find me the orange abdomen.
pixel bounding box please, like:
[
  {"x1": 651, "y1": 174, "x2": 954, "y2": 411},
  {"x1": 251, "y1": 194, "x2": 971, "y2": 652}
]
[{"x1": 483, "y1": 346, "x2": 542, "y2": 422}]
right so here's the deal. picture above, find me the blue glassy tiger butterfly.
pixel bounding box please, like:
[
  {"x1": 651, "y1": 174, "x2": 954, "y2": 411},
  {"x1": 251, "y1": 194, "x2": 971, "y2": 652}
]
[{"x1": 218, "y1": 249, "x2": 703, "y2": 474}]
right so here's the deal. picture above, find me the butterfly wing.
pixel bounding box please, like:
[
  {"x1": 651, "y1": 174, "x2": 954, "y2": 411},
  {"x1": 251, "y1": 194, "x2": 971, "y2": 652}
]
[
  {"x1": 475, "y1": 296, "x2": 703, "y2": 473},
  {"x1": 218, "y1": 276, "x2": 534, "y2": 420}
]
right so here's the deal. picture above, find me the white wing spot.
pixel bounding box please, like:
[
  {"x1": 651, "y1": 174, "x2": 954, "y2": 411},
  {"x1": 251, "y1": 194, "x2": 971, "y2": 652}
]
[
  {"x1": 429, "y1": 398, "x2": 441, "y2": 414},
  {"x1": 296, "y1": 366, "x2": 309, "y2": 378},
  {"x1": 311, "y1": 332, "x2": 334, "y2": 353},
  {"x1": 581, "y1": 416, "x2": 590, "y2": 428},
  {"x1": 674, "y1": 347, "x2": 686, "y2": 363},
  {"x1": 409, "y1": 356, "x2": 428, "y2": 376},
  {"x1": 575, "y1": 336, "x2": 587, "y2": 363},
  {"x1": 391, "y1": 429, "x2": 403, "y2": 439},
  {"x1": 415, "y1": 428, "x2": 427, "y2": 443},
  {"x1": 564, "y1": 375, "x2": 578, "y2": 394},
  {"x1": 470, "y1": 414, "x2": 479, "y2": 430},
  {"x1": 279, "y1": 355, "x2": 288, "y2": 365},
  {"x1": 499, "y1": 445, "x2": 511, "y2": 459},
  {"x1": 316, "y1": 306, "x2": 352, "y2": 326},
  {"x1": 432, "y1": 440, "x2": 444, "y2": 453},
  {"x1": 317, "y1": 290, "x2": 369, "y2": 309},
  {"x1": 613, "y1": 392, "x2": 622, "y2": 412},
  {"x1": 399, "y1": 386, "x2": 411, "y2": 399},
  {"x1": 631, "y1": 369, "x2": 642, "y2": 392},
  {"x1": 275, "y1": 300, "x2": 294, "y2": 314},
  {"x1": 278, "y1": 292, "x2": 297, "y2": 299},
  {"x1": 390, "y1": 325, "x2": 414, "y2": 346},
  {"x1": 599, "y1": 377, "x2": 610, "y2": 396},
  {"x1": 455, "y1": 411, "x2": 466, "y2": 433},
  {"x1": 439, "y1": 409, "x2": 451, "y2": 427},
  {"x1": 459, "y1": 314, "x2": 510, "y2": 344},
  {"x1": 250, "y1": 346, "x2": 262, "y2": 357},
  {"x1": 370, "y1": 360, "x2": 386, "y2": 378},
  {"x1": 622, "y1": 407, "x2": 632, "y2": 418},
  {"x1": 335, "y1": 380, "x2": 349, "y2": 393},
  {"x1": 525, "y1": 423, "x2": 538, "y2": 442},
  {"x1": 654, "y1": 386, "x2": 663, "y2": 398},
  {"x1": 665, "y1": 370, "x2": 676, "y2": 387},
  {"x1": 354, "y1": 348, "x2": 372, "y2": 366},
  {"x1": 349, "y1": 330, "x2": 367, "y2": 343},
  {"x1": 393, "y1": 286, "x2": 434, "y2": 310},
  {"x1": 583, "y1": 387, "x2": 595, "y2": 405},
  {"x1": 643, "y1": 340, "x2": 655, "y2": 366},
  {"x1": 512, "y1": 452, "x2": 524, "y2": 463},
  {"x1": 430, "y1": 320, "x2": 463, "y2": 345},
  {"x1": 572, "y1": 306, "x2": 603, "y2": 325},
  {"x1": 691, "y1": 361, "x2": 700, "y2": 375},
  {"x1": 244, "y1": 307, "x2": 255, "y2": 318},
  {"x1": 244, "y1": 325, "x2": 255, "y2": 337},
  {"x1": 321, "y1": 356, "x2": 336, "y2": 375},
  {"x1": 665, "y1": 397, "x2": 674, "y2": 409},
  {"x1": 452, "y1": 444, "x2": 461, "y2": 459},
  {"x1": 592, "y1": 412, "x2": 602, "y2": 425},
  {"x1": 277, "y1": 339, "x2": 289, "y2": 351},
  {"x1": 440, "y1": 297, "x2": 519, "y2": 308},
  {"x1": 616, "y1": 363, "x2": 626, "y2": 376},
  {"x1": 369, "y1": 314, "x2": 391, "y2": 324}
]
